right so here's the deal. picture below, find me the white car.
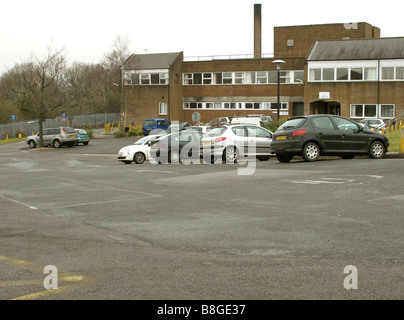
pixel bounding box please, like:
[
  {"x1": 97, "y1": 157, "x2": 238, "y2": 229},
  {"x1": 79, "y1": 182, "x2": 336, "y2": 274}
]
[
  {"x1": 117, "y1": 135, "x2": 161, "y2": 164},
  {"x1": 359, "y1": 119, "x2": 386, "y2": 130},
  {"x1": 201, "y1": 124, "x2": 274, "y2": 163}
]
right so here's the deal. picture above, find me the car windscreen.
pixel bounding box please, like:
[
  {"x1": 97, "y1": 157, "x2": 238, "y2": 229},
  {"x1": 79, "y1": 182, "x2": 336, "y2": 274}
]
[
  {"x1": 65, "y1": 127, "x2": 76, "y2": 134},
  {"x1": 205, "y1": 127, "x2": 227, "y2": 137},
  {"x1": 76, "y1": 129, "x2": 87, "y2": 134},
  {"x1": 134, "y1": 136, "x2": 151, "y2": 145},
  {"x1": 144, "y1": 120, "x2": 156, "y2": 126},
  {"x1": 277, "y1": 118, "x2": 306, "y2": 131}
]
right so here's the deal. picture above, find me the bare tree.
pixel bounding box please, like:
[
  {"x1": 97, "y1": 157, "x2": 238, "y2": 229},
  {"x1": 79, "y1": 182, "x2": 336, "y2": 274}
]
[
  {"x1": 102, "y1": 35, "x2": 131, "y2": 73},
  {"x1": 3, "y1": 46, "x2": 67, "y2": 146}
]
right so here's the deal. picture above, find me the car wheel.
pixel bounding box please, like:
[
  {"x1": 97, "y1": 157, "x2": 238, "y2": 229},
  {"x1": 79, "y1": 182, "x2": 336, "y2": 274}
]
[
  {"x1": 169, "y1": 150, "x2": 180, "y2": 164},
  {"x1": 257, "y1": 156, "x2": 270, "y2": 161},
  {"x1": 302, "y1": 142, "x2": 320, "y2": 162},
  {"x1": 276, "y1": 154, "x2": 293, "y2": 163},
  {"x1": 28, "y1": 140, "x2": 36, "y2": 149},
  {"x1": 369, "y1": 141, "x2": 385, "y2": 159},
  {"x1": 223, "y1": 146, "x2": 238, "y2": 163},
  {"x1": 83, "y1": 142, "x2": 89, "y2": 145},
  {"x1": 75, "y1": 141, "x2": 79, "y2": 146},
  {"x1": 53, "y1": 139, "x2": 61, "y2": 148},
  {"x1": 134, "y1": 152, "x2": 145, "y2": 164}
]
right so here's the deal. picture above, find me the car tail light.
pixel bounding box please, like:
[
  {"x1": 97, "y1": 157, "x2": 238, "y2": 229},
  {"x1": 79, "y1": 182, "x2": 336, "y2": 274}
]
[
  {"x1": 215, "y1": 137, "x2": 227, "y2": 143},
  {"x1": 292, "y1": 130, "x2": 307, "y2": 137},
  {"x1": 62, "y1": 128, "x2": 66, "y2": 134}
]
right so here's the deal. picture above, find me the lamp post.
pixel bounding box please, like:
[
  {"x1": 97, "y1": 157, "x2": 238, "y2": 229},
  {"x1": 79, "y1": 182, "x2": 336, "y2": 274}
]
[{"x1": 272, "y1": 60, "x2": 285, "y2": 121}]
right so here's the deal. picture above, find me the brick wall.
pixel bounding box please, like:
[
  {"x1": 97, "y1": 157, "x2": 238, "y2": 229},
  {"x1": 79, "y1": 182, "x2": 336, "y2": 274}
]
[{"x1": 274, "y1": 22, "x2": 380, "y2": 58}]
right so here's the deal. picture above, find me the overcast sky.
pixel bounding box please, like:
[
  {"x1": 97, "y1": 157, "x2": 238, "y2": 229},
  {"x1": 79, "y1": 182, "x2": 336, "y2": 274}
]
[{"x1": 1, "y1": 0, "x2": 402, "y2": 75}]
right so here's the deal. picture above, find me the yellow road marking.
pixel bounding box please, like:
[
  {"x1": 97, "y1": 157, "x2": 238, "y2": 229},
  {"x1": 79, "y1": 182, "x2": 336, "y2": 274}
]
[{"x1": 0, "y1": 255, "x2": 96, "y2": 300}]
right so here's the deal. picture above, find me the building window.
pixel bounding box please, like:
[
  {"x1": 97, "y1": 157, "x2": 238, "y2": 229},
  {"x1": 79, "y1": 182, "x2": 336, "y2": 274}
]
[
  {"x1": 323, "y1": 68, "x2": 335, "y2": 81},
  {"x1": 159, "y1": 73, "x2": 169, "y2": 84},
  {"x1": 350, "y1": 104, "x2": 394, "y2": 119},
  {"x1": 193, "y1": 73, "x2": 203, "y2": 85},
  {"x1": 234, "y1": 72, "x2": 245, "y2": 84},
  {"x1": 310, "y1": 69, "x2": 322, "y2": 81},
  {"x1": 255, "y1": 71, "x2": 267, "y2": 84},
  {"x1": 182, "y1": 101, "x2": 288, "y2": 110},
  {"x1": 380, "y1": 104, "x2": 395, "y2": 118},
  {"x1": 294, "y1": 71, "x2": 304, "y2": 83},
  {"x1": 364, "y1": 68, "x2": 377, "y2": 80},
  {"x1": 337, "y1": 68, "x2": 349, "y2": 80},
  {"x1": 214, "y1": 73, "x2": 223, "y2": 84},
  {"x1": 222, "y1": 72, "x2": 233, "y2": 84},
  {"x1": 396, "y1": 67, "x2": 404, "y2": 80},
  {"x1": 351, "y1": 68, "x2": 363, "y2": 80},
  {"x1": 141, "y1": 74, "x2": 150, "y2": 85},
  {"x1": 203, "y1": 73, "x2": 212, "y2": 84},
  {"x1": 183, "y1": 74, "x2": 193, "y2": 85},
  {"x1": 151, "y1": 73, "x2": 160, "y2": 84},
  {"x1": 267, "y1": 71, "x2": 278, "y2": 83},
  {"x1": 350, "y1": 104, "x2": 377, "y2": 118},
  {"x1": 159, "y1": 102, "x2": 167, "y2": 115},
  {"x1": 381, "y1": 67, "x2": 394, "y2": 80}
]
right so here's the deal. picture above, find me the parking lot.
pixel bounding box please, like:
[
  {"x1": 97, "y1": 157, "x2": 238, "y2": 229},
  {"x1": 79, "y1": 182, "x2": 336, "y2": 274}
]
[{"x1": 0, "y1": 136, "x2": 403, "y2": 300}]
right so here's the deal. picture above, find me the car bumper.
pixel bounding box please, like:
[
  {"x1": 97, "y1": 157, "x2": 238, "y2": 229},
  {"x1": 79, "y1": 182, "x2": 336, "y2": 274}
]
[{"x1": 271, "y1": 140, "x2": 303, "y2": 155}]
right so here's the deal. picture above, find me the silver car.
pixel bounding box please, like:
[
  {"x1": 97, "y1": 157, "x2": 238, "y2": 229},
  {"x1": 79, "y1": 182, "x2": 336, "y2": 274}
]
[
  {"x1": 201, "y1": 124, "x2": 274, "y2": 163},
  {"x1": 26, "y1": 127, "x2": 78, "y2": 149}
]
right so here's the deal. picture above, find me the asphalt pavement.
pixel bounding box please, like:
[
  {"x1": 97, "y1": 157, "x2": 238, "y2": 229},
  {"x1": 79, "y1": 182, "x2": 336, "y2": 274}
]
[{"x1": 0, "y1": 135, "x2": 403, "y2": 301}]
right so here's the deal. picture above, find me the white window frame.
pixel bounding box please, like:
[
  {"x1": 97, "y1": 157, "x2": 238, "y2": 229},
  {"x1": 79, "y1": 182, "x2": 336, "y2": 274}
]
[
  {"x1": 159, "y1": 102, "x2": 167, "y2": 115},
  {"x1": 350, "y1": 104, "x2": 395, "y2": 119}
]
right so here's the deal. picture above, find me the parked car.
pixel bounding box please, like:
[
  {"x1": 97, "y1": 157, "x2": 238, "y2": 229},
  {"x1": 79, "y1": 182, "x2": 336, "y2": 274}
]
[
  {"x1": 149, "y1": 130, "x2": 201, "y2": 164},
  {"x1": 166, "y1": 121, "x2": 192, "y2": 132},
  {"x1": 231, "y1": 117, "x2": 264, "y2": 127},
  {"x1": 260, "y1": 115, "x2": 273, "y2": 124},
  {"x1": 142, "y1": 119, "x2": 170, "y2": 136},
  {"x1": 183, "y1": 125, "x2": 213, "y2": 136},
  {"x1": 206, "y1": 117, "x2": 232, "y2": 127},
  {"x1": 117, "y1": 134, "x2": 162, "y2": 164},
  {"x1": 359, "y1": 118, "x2": 386, "y2": 130},
  {"x1": 26, "y1": 127, "x2": 78, "y2": 149},
  {"x1": 74, "y1": 128, "x2": 90, "y2": 145},
  {"x1": 201, "y1": 124, "x2": 274, "y2": 163},
  {"x1": 271, "y1": 115, "x2": 390, "y2": 163}
]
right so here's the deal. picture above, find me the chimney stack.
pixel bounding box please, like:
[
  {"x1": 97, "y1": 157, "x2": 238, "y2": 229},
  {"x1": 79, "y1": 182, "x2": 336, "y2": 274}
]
[{"x1": 254, "y1": 4, "x2": 262, "y2": 59}]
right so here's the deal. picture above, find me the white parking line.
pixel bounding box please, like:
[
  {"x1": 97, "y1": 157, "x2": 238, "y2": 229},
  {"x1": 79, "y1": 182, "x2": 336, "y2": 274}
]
[
  {"x1": 0, "y1": 195, "x2": 37, "y2": 210},
  {"x1": 57, "y1": 195, "x2": 162, "y2": 209},
  {"x1": 291, "y1": 178, "x2": 354, "y2": 185}
]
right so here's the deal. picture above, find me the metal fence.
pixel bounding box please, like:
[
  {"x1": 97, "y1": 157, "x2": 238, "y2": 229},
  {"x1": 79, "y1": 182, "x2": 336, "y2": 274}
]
[{"x1": 0, "y1": 113, "x2": 120, "y2": 140}]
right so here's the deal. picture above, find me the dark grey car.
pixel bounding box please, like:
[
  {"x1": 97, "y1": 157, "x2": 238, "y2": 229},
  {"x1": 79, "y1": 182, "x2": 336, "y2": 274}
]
[{"x1": 271, "y1": 115, "x2": 390, "y2": 162}]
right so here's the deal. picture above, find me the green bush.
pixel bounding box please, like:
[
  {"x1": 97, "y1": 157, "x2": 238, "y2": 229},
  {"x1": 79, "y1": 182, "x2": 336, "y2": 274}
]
[
  {"x1": 85, "y1": 129, "x2": 93, "y2": 137},
  {"x1": 127, "y1": 124, "x2": 143, "y2": 137},
  {"x1": 113, "y1": 131, "x2": 127, "y2": 138}
]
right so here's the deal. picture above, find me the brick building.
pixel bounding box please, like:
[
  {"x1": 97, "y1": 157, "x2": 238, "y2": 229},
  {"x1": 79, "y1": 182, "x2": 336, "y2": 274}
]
[{"x1": 119, "y1": 4, "x2": 403, "y2": 129}]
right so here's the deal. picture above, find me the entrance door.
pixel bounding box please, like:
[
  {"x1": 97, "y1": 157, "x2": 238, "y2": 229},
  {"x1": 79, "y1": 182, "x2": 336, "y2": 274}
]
[
  {"x1": 327, "y1": 103, "x2": 341, "y2": 116},
  {"x1": 293, "y1": 102, "x2": 304, "y2": 116},
  {"x1": 310, "y1": 101, "x2": 341, "y2": 115}
]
